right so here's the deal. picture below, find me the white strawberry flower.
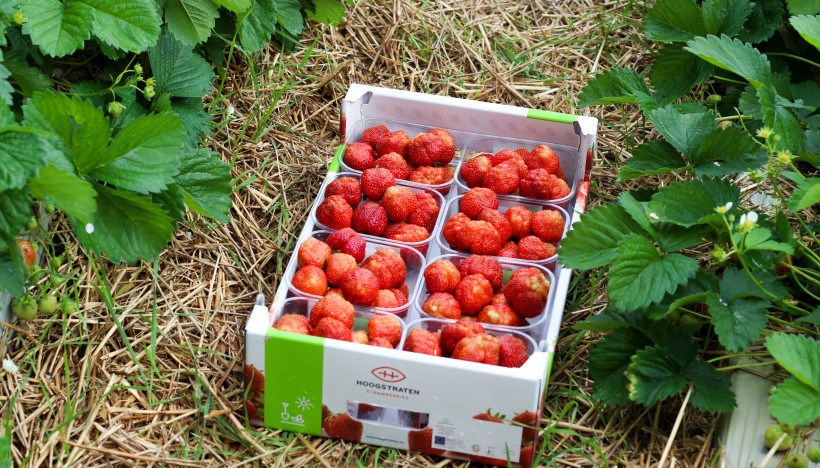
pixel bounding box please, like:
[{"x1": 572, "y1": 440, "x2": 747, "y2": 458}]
[
  {"x1": 715, "y1": 202, "x2": 733, "y2": 214},
  {"x1": 739, "y1": 211, "x2": 758, "y2": 231}
]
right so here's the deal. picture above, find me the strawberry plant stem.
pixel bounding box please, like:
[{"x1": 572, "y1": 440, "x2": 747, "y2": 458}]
[
  {"x1": 766, "y1": 52, "x2": 820, "y2": 69},
  {"x1": 716, "y1": 360, "x2": 777, "y2": 372}
]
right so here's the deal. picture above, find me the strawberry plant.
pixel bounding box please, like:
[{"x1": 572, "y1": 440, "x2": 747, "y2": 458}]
[
  {"x1": 0, "y1": 0, "x2": 346, "y2": 297},
  {"x1": 562, "y1": 0, "x2": 819, "y2": 417}
]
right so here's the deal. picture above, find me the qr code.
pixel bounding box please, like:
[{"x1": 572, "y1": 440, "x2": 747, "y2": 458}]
[{"x1": 434, "y1": 436, "x2": 446, "y2": 445}]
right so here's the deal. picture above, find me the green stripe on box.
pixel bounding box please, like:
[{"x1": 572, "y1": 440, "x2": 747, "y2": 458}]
[
  {"x1": 265, "y1": 329, "x2": 325, "y2": 435},
  {"x1": 545, "y1": 351, "x2": 554, "y2": 381},
  {"x1": 527, "y1": 109, "x2": 578, "y2": 124},
  {"x1": 329, "y1": 145, "x2": 345, "y2": 173}
]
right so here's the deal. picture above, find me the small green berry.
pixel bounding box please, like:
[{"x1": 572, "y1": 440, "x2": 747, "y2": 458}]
[
  {"x1": 26, "y1": 216, "x2": 38, "y2": 230},
  {"x1": 134, "y1": 64, "x2": 143, "y2": 75},
  {"x1": 11, "y1": 295, "x2": 37, "y2": 320},
  {"x1": 780, "y1": 423, "x2": 796, "y2": 434},
  {"x1": 107, "y1": 101, "x2": 125, "y2": 117},
  {"x1": 785, "y1": 454, "x2": 808, "y2": 468},
  {"x1": 807, "y1": 446, "x2": 820, "y2": 463},
  {"x1": 38, "y1": 294, "x2": 59, "y2": 315},
  {"x1": 60, "y1": 298, "x2": 78, "y2": 315},
  {"x1": 764, "y1": 424, "x2": 784, "y2": 449},
  {"x1": 705, "y1": 94, "x2": 722, "y2": 105},
  {"x1": 50, "y1": 255, "x2": 62, "y2": 270},
  {"x1": 45, "y1": 204, "x2": 56, "y2": 215},
  {"x1": 143, "y1": 85, "x2": 155, "y2": 100},
  {"x1": 12, "y1": 11, "x2": 24, "y2": 25}
]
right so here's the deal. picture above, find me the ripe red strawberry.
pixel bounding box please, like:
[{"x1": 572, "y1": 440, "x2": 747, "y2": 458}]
[
  {"x1": 310, "y1": 294, "x2": 356, "y2": 328},
  {"x1": 375, "y1": 130, "x2": 410, "y2": 157},
  {"x1": 516, "y1": 236, "x2": 556, "y2": 260},
  {"x1": 291, "y1": 265, "x2": 328, "y2": 296},
  {"x1": 550, "y1": 175, "x2": 571, "y2": 199},
  {"x1": 489, "y1": 149, "x2": 518, "y2": 166},
  {"x1": 407, "y1": 207, "x2": 438, "y2": 233},
  {"x1": 442, "y1": 213, "x2": 470, "y2": 250},
  {"x1": 322, "y1": 405, "x2": 332, "y2": 422},
  {"x1": 491, "y1": 151, "x2": 528, "y2": 177},
  {"x1": 368, "y1": 314, "x2": 402, "y2": 347},
  {"x1": 440, "y1": 319, "x2": 485, "y2": 355},
  {"x1": 403, "y1": 328, "x2": 442, "y2": 356},
  {"x1": 519, "y1": 443, "x2": 534, "y2": 467},
  {"x1": 313, "y1": 317, "x2": 353, "y2": 341},
  {"x1": 340, "y1": 267, "x2": 380, "y2": 305},
  {"x1": 478, "y1": 209, "x2": 512, "y2": 243},
  {"x1": 16, "y1": 239, "x2": 37, "y2": 273},
  {"x1": 326, "y1": 228, "x2": 366, "y2": 263},
  {"x1": 361, "y1": 168, "x2": 396, "y2": 201},
  {"x1": 408, "y1": 131, "x2": 447, "y2": 166},
  {"x1": 316, "y1": 195, "x2": 354, "y2": 229},
  {"x1": 361, "y1": 124, "x2": 390, "y2": 147},
  {"x1": 343, "y1": 142, "x2": 376, "y2": 170},
  {"x1": 555, "y1": 165, "x2": 567, "y2": 182},
  {"x1": 352, "y1": 201, "x2": 388, "y2": 236},
  {"x1": 483, "y1": 162, "x2": 520, "y2": 195},
  {"x1": 369, "y1": 337, "x2": 394, "y2": 348},
  {"x1": 422, "y1": 292, "x2": 462, "y2": 319},
  {"x1": 375, "y1": 152, "x2": 412, "y2": 179},
  {"x1": 497, "y1": 335, "x2": 530, "y2": 368},
  {"x1": 390, "y1": 287, "x2": 409, "y2": 306},
  {"x1": 478, "y1": 304, "x2": 524, "y2": 327},
  {"x1": 511, "y1": 410, "x2": 538, "y2": 441},
  {"x1": 326, "y1": 287, "x2": 344, "y2": 298},
  {"x1": 461, "y1": 187, "x2": 499, "y2": 219},
  {"x1": 529, "y1": 144, "x2": 560, "y2": 174},
  {"x1": 458, "y1": 220, "x2": 502, "y2": 255},
  {"x1": 498, "y1": 241, "x2": 518, "y2": 258},
  {"x1": 414, "y1": 192, "x2": 439, "y2": 213},
  {"x1": 473, "y1": 411, "x2": 504, "y2": 423},
  {"x1": 325, "y1": 253, "x2": 358, "y2": 286},
  {"x1": 429, "y1": 128, "x2": 456, "y2": 165},
  {"x1": 491, "y1": 292, "x2": 509, "y2": 305},
  {"x1": 383, "y1": 223, "x2": 429, "y2": 243},
  {"x1": 297, "y1": 237, "x2": 332, "y2": 268},
  {"x1": 531, "y1": 209, "x2": 565, "y2": 243},
  {"x1": 424, "y1": 259, "x2": 461, "y2": 293},
  {"x1": 519, "y1": 169, "x2": 552, "y2": 199},
  {"x1": 460, "y1": 155, "x2": 492, "y2": 188},
  {"x1": 323, "y1": 413, "x2": 363, "y2": 441},
  {"x1": 503, "y1": 267, "x2": 551, "y2": 318},
  {"x1": 325, "y1": 176, "x2": 362, "y2": 207},
  {"x1": 374, "y1": 289, "x2": 402, "y2": 308},
  {"x1": 408, "y1": 166, "x2": 453, "y2": 185},
  {"x1": 505, "y1": 206, "x2": 533, "y2": 239},
  {"x1": 274, "y1": 314, "x2": 313, "y2": 335},
  {"x1": 407, "y1": 427, "x2": 446, "y2": 456},
  {"x1": 352, "y1": 329, "x2": 369, "y2": 345},
  {"x1": 452, "y1": 333, "x2": 500, "y2": 365},
  {"x1": 457, "y1": 255, "x2": 504, "y2": 291},
  {"x1": 455, "y1": 274, "x2": 494, "y2": 316},
  {"x1": 381, "y1": 186, "x2": 418, "y2": 222},
  {"x1": 361, "y1": 249, "x2": 406, "y2": 289}
]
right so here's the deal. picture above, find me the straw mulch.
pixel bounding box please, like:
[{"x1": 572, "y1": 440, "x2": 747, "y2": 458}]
[{"x1": 1, "y1": 1, "x2": 721, "y2": 466}]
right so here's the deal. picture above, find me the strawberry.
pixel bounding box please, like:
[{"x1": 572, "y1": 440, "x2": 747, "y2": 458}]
[
  {"x1": 440, "y1": 319, "x2": 485, "y2": 355},
  {"x1": 550, "y1": 176, "x2": 571, "y2": 199},
  {"x1": 408, "y1": 131, "x2": 447, "y2": 166},
  {"x1": 340, "y1": 267, "x2": 380, "y2": 305},
  {"x1": 291, "y1": 265, "x2": 328, "y2": 296},
  {"x1": 403, "y1": 327, "x2": 442, "y2": 356},
  {"x1": 38, "y1": 294, "x2": 59, "y2": 315},
  {"x1": 414, "y1": 192, "x2": 439, "y2": 213},
  {"x1": 478, "y1": 209, "x2": 512, "y2": 243},
  {"x1": 352, "y1": 329, "x2": 370, "y2": 345},
  {"x1": 369, "y1": 337, "x2": 394, "y2": 348},
  {"x1": 323, "y1": 413, "x2": 363, "y2": 442},
  {"x1": 381, "y1": 186, "x2": 418, "y2": 222},
  {"x1": 343, "y1": 142, "x2": 376, "y2": 170},
  {"x1": 519, "y1": 169, "x2": 552, "y2": 199},
  {"x1": 489, "y1": 149, "x2": 519, "y2": 167},
  {"x1": 325, "y1": 253, "x2": 358, "y2": 286},
  {"x1": 429, "y1": 128, "x2": 456, "y2": 165},
  {"x1": 374, "y1": 152, "x2": 412, "y2": 179},
  {"x1": 422, "y1": 292, "x2": 462, "y2": 319},
  {"x1": 375, "y1": 130, "x2": 410, "y2": 157},
  {"x1": 313, "y1": 317, "x2": 353, "y2": 341},
  {"x1": 529, "y1": 144, "x2": 560, "y2": 173},
  {"x1": 326, "y1": 288, "x2": 344, "y2": 298},
  {"x1": 316, "y1": 195, "x2": 354, "y2": 229},
  {"x1": 505, "y1": 206, "x2": 533, "y2": 239},
  {"x1": 519, "y1": 443, "x2": 534, "y2": 467},
  {"x1": 497, "y1": 335, "x2": 530, "y2": 368},
  {"x1": 478, "y1": 304, "x2": 524, "y2": 327},
  {"x1": 423, "y1": 259, "x2": 461, "y2": 293},
  {"x1": 503, "y1": 267, "x2": 550, "y2": 318},
  {"x1": 326, "y1": 228, "x2": 366, "y2": 263},
  {"x1": 511, "y1": 410, "x2": 538, "y2": 441},
  {"x1": 297, "y1": 237, "x2": 332, "y2": 268},
  {"x1": 531, "y1": 209, "x2": 565, "y2": 243},
  {"x1": 473, "y1": 411, "x2": 504, "y2": 423},
  {"x1": 460, "y1": 155, "x2": 492, "y2": 188},
  {"x1": 398, "y1": 283, "x2": 410, "y2": 299},
  {"x1": 383, "y1": 223, "x2": 429, "y2": 243},
  {"x1": 322, "y1": 405, "x2": 332, "y2": 422},
  {"x1": 390, "y1": 289, "x2": 409, "y2": 307},
  {"x1": 310, "y1": 294, "x2": 356, "y2": 328},
  {"x1": 555, "y1": 166, "x2": 567, "y2": 182},
  {"x1": 245, "y1": 364, "x2": 265, "y2": 395},
  {"x1": 361, "y1": 124, "x2": 390, "y2": 147},
  {"x1": 361, "y1": 249, "x2": 406, "y2": 289},
  {"x1": 490, "y1": 150, "x2": 528, "y2": 176},
  {"x1": 368, "y1": 314, "x2": 402, "y2": 347},
  {"x1": 458, "y1": 220, "x2": 502, "y2": 255},
  {"x1": 274, "y1": 314, "x2": 313, "y2": 334},
  {"x1": 407, "y1": 207, "x2": 438, "y2": 233},
  {"x1": 442, "y1": 213, "x2": 470, "y2": 250},
  {"x1": 516, "y1": 236, "x2": 556, "y2": 260},
  {"x1": 483, "y1": 163, "x2": 520, "y2": 195},
  {"x1": 452, "y1": 333, "x2": 500, "y2": 365},
  {"x1": 361, "y1": 168, "x2": 396, "y2": 201},
  {"x1": 408, "y1": 166, "x2": 453, "y2": 185},
  {"x1": 461, "y1": 188, "x2": 499, "y2": 219},
  {"x1": 498, "y1": 241, "x2": 518, "y2": 258},
  {"x1": 455, "y1": 274, "x2": 494, "y2": 316},
  {"x1": 352, "y1": 201, "x2": 388, "y2": 236},
  {"x1": 457, "y1": 255, "x2": 504, "y2": 291},
  {"x1": 491, "y1": 292, "x2": 509, "y2": 305},
  {"x1": 16, "y1": 239, "x2": 37, "y2": 273},
  {"x1": 10, "y1": 295, "x2": 37, "y2": 320},
  {"x1": 374, "y1": 289, "x2": 403, "y2": 308},
  {"x1": 407, "y1": 427, "x2": 446, "y2": 456},
  {"x1": 325, "y1": 176, "x2": 362, "y2": 207}
]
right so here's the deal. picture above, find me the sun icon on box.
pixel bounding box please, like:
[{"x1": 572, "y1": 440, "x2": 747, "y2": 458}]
[{"x1": 296, "y1": 396, "x2": 313, "y2": 411}]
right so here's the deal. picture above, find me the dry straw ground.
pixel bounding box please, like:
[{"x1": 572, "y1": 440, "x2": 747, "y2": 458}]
[{"x1": 2, "y1": 0, "x2": 722, "y2": 466}]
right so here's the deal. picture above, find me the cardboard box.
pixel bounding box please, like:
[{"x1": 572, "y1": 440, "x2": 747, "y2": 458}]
[{"x1": 245, "y1": 84, "x2": 597, "y2": 466}]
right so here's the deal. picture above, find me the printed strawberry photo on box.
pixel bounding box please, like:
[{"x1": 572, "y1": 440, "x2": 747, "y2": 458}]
[{"x1": 246, "y1": 84, "x2": 597, "y2": 467}]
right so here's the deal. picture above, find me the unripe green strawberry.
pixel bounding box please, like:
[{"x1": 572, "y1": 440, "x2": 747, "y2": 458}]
[
  {"x1": 785, "y1": 454, "x2": 808, "y2": 468},
  {"x1": 764, "y1": 424, "x2": 784, "y2": 449},
  {"x1": 780, "y1": 423, "x2": 796, "y2": 434},
  {"x1": 50, "y1": 255, "x2": 62, "y2": 270},
  {"x1": 26, "y1": 216, "x2": 38, "y2": 230},
  {"x1": 134, "y1": 64, "x2": 143, "y2": 76},
  {"x1": 60, "y1": 298, "x2": 78, "y2": 315},
  {"x1": 12, "y1": 11, "x2": 24, "y2": 25},
  {"x1": 38, "y1": 294, "x2": 59, "y2": 315},
  {"x1": 807, "y1": 446, "x2": 820, "y2": 463},
  {"x1": 705, "y1": 94, "x2": 721, "y2": 105},
  {"x1": 11, "y1": 295, "x2": 37, "y2": 320},
  {"x1": 143, "y1": 85, "x2": 155, "y2": 100},
  {"x1": 107, "y1": 101, "x2": 125, "y2": 117}
]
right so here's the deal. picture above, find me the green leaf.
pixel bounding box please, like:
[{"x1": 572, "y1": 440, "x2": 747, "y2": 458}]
[
  {"x1": 617, "y1": 140, "x2": 687, "y2": 181},
  {"x1": 767, "y1": 333, "x2": 820, "y2": 389},
  {"x1": 707, "y1": 292, "x2": 768, "y2": 352},
  {"x1": 789, "y1": 177, "x2": 820, "y2": 213},
  {"x1": 152, "y1": 183, "x2": 186, "y2": 227},
  {"x1": 758, "y1": 88, "x2": 806, "y2": 152},
  {"x1": 692, "y1": 126, "x2": 768, "y2": 176},
  {"x1": 19, "y1": 0, "x2": 92, "y2": 57},
  {"x1": 627, "y1": 345, "x2": 690, "y2": 406},
  {"x1": 0, "y1": 187, "x2": 31, "y2": 244},
  {"x1": 650, "y1": 44, "x2": 713, "y2": 102},
  {"x1": 769, "y1": 377, "x2": 820, "y2": 425},
  {"x1": 0, "y1": 131, "x2": 45, "y2": 191},
  {"x1": 91, "y1": 113, "x2": 184, "y2": 194},
  {"x1": 655, "y1": 223, "x2": 709, "y2": 252},
  {"x1": 73, "y1": 184, "x2": 175, "y2": 263},
  {"x1": 575, "y1": 307, "x2": 641, "y2": 332},
  {"x1": 644, "y1": 0, "x2": 706, "y2": 41},
  {"x1": 270, "y1": 0, "x2": 303, "y2": 37},
  {"x1": 213, "y1": 0, "x2": 251, "y2": 13},
  {"x1": 577, "y1": 68, "x2": 654, "y2": 108},
  {"x1": 685, "y1": 35, "x2": 772, "y2": 87},
  {"x1": 78, "y1": 0, "x2": 161, "y2": 51},
  {"x1": 787, "y1": 0, "x2": 820, "y2": 15},
  {"x1": 618, "y1": 192, "x2": 655, "y2": 237},
  {"x1": 687, "y1": 360, "x2": 736, "y2": 412},
  {"x1": 589, "y1": 329, "x2": 653, "y2": 406},
  {"x1": 703, "y1": 0, "x2": 754, "y2": 36},
  {"x1": 739, "y1": 0, "x2": 786, "y2": 43},
  {"x1": 607, "y1": 236, "x2": 700, "y2": 311},
  {"x1": 172, "y1": 98, "x2": 212, "y2": 149},
  {"x1": 648, "y1": 269, "x2": 717, "y2": 320},
  {"x1": 648, "y1": 178, "x2": 740, "y2": 228},
  {"x1": 164, "y1": 0, "x2": 218, "y2": 46},
  {"x1": 306, "y1": 0, "x2": 345, "y2": 25},
  {"x1": 744, "y1": 228, "x2": 795, "y2": 254},
  {"x1": 558, "y1": 204, "x2": 645, "y2": 270},
  {"x1": 790, "y1": 15, "x2": 820, "y2": 50},
  {"x1": 238, "y1": 0, "x2": 276, "y2": 53},
  {"x1": 29, "y1": 164, "x2": 97, "y2": 223},
  {"x1": 0, "y1": 51, "x2": 12, "y2": 106},
  {"x1": 4, "y1": 59, "x2": 54, "y2": 97},
  {"x1": 149, "y1": 30, "x2": 213, "y2": 98},
  {"x1": 0, "y1": 250, "x2": 25, "y2": 297},
  {"x1": 648, "y1": 106, "x2": 716, "y2": 158},
  {"x1": 175, "y1": 148, "x2": 231, "y2": 222},
  {"x1": 797, "y1": 305, "x2": 820, "y2": 324}
]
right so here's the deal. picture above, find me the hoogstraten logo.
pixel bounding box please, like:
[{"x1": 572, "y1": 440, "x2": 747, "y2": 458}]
[
  {"x1": 358, "y1": 366, "x2": 420, "y2": 395},
  {"x1": 371, "y1": 366, "x2": 406, "y2": 383}
]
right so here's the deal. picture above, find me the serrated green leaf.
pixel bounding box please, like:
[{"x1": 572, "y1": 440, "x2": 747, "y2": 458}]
[
  {"x1": 0, "y1": 51, "x2": 12, "y2": 106},
  {"x1": 0, "y1": 250, "x2": 25, "y2": 297},
  {"x1": 558, "y1": 204, "x2": 645, "y2": 270},
  {"x1": 164, "y1": 0, "x2": 218, "y2": 45},
  {"x1": 707, "y1": 292, "x2": 768, "y2": 352},
  {"x1": 650, "y1": 44, "x2": 713, "y2": 102},
  {"x1": 758, "y1": 88, "x2": 806, "y2": 152},
  {"x1": 271, "y1": 0, "x2": 303, "y2": 37},
  {"x1": 655, "y1": 223, "x2": 709, "y2": 252},
  {"x1": 618, "y1": 192, "x2": 655, "y2": 237},
  {"x1": 29, "y1": 164, "x2": 96, "y2": 223},
  {"x1": 577, "y1": 68, "x2": 654, "y2": 108},
  {"x1": 767, "y1": 333, "x2": 820, "y2": 389},
  {"x1": 172, "y1": 98, "x2": 212, "y2": 148},
  {"x1": 149, "y1": 30, "x2": 213, "y2": 98},
  {"x1": 648, "y1": 106, "x2": 716, "y2": 158},
  {"x1": 648, "y1": 178, "x2": 740, "y2": 228},
  {"x1": 238, "y1": 0, "x2": 276, "y2": 53},
  {"x1": 91, "y1": 113, "x2": 184, "y2": 194},
  {"x1": 0, "y1": 102, "x2": 13, "y2": 127},
  {"x1": 787, "y1": 0, "x2": 820, "y2": 15},
  {"x1": 0, "y1": 131, "x2": 45, "y2": 191},
  {"x1": 793, "y1": 81, "x2": 820, "y2": 108},
  {"x1": 607, "y1": 236, "x2": 700, "y2": 311},
  {"x1": 644, "y1": 0, "x2": 706, "y2": 41},
  {"x1": 575, "y1": 308, "x2": 641, "y2": 332},
  {"x1": 306, "y1": 0, "x2": 344, "y2": 25},
  {"x1": 617, "y1": 140, "x2": 687, "y2": 182},
  {"x1": 175, "y1": 148, "x2": 231, "y2": 222},
  {"x1": 4, "y1": 59, "x2": 54, "y2": 97},
  {"x1": 73, "y1": 184, "x2": 174, "y2": 263},
  {"x1": 769, "y1": 377, "x2": 820, "y2": 425},
  {"x1": 589, "y1": 329, "x2": 653, "y2": 406},
  {"x1": 739, "y1": 0, "x2": 786, "y2": 43},
  {"x1": 0, "y1": 187, "x2": 31, "y2": 244},
  {"x1": 797, "y1": 305, "x2": 820, "y2": 324},
  {"x1": 78, "y1": 0, "x2": 161, "y2": 51},
  {"x1": 648, "y1": 269, "x2": 718, "y2": 320},
  {"x1": 703, "y1": 0, "x2": 754, "y2": 36},
  {"x1": 692, "y1": 126, "x2": 768, "y2": 176},
  {"x1": 213, "y1": 0, "x2": 251, "y2": 13},
  {"x1": 685, "y1": 35, "x2": 772, "y2": 87},
  {"x1": 19, "y1": 0, "x2": 92, "y2": 57},
  {"x1": 627, "y1": 345, "x2": 689, "y2": 406},
  {"x1": 791, "y1": 15, "x2": 820, "y2": 50},
  {"x1": 152, "y1": 183, "x2": 186, "y2": 227},
  {"x1": 687, "y1": 360, "x2": 736, "y2": 412},
  {"x1": 743, "y1": 228, "x2": 795, "y2": 254}
]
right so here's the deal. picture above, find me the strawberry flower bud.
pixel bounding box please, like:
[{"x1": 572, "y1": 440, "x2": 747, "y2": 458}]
[
  {"x1": 134, "y1": 64, "x2": 143, "y2": 76},
  {"x1": 12, "y1": 11, "x2": 24, "y2": 25},
  {"x1": 756, "y1": 127, "x2": 773, "y2": 139},
  {"x1": 143, "y1": 85, "x2": 155, "y2": 100},
  {"x1": 107, "y1": 101, "x2": 125, "y2": 117}
]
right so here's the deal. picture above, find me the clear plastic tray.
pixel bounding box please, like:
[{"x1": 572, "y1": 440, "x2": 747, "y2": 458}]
[{"x1": 399, "y1": 317, "x2": 540, "y2": 359}]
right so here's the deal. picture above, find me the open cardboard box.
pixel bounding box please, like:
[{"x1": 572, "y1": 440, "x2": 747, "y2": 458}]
[{"x1": 245, "y1": 84, "x2": 597, "y2": 466}]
